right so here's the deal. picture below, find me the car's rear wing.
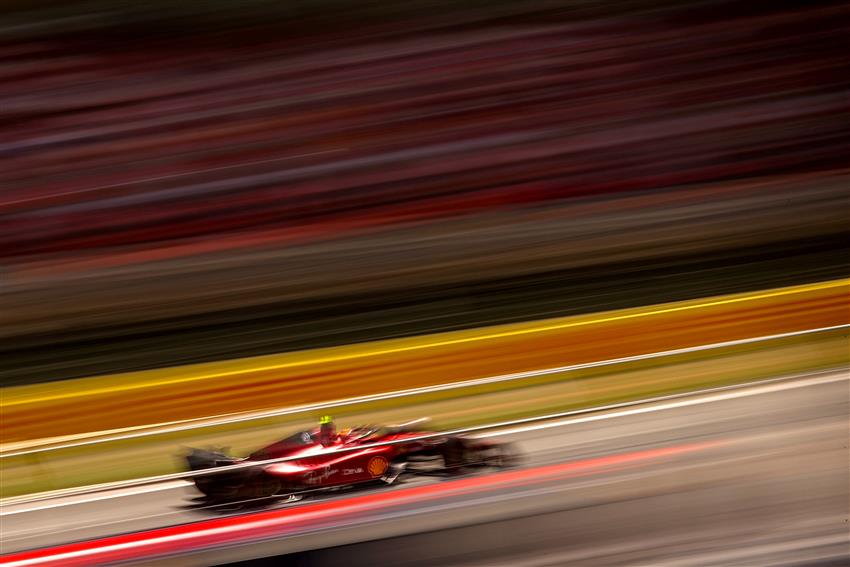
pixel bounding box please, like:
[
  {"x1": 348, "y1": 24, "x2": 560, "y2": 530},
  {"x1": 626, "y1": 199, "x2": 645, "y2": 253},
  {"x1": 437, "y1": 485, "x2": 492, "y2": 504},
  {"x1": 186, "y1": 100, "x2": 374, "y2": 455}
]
[{"x1": 185, "y1": 448, "x2": 241, "y2": 471}]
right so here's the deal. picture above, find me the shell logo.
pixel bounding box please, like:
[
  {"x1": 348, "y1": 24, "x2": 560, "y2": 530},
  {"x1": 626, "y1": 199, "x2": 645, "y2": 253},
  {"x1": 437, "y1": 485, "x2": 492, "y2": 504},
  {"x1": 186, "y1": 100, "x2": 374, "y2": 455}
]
[{"x1": 367, "y1": 456, "x2": 389, "y2": 477}]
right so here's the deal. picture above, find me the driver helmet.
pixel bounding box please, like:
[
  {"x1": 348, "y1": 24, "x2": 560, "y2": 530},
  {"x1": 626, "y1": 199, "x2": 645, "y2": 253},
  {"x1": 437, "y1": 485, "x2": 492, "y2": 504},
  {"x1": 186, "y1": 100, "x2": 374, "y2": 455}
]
[{"x1": 319, "y1": 415, "x2": 337, "y2": 446}]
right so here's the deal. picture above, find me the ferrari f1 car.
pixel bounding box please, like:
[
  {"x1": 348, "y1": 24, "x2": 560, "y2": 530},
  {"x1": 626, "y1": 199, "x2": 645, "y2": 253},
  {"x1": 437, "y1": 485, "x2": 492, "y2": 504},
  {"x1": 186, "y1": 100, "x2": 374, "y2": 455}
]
[{"x1": 185, "y1": 419, "x2": 518, "y2": 501}]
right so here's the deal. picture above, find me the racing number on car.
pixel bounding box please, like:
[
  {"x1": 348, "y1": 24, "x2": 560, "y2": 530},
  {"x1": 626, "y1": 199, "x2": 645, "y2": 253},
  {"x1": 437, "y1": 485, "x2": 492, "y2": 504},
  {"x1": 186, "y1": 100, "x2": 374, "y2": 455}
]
[{"x1": 367, "y1": 456, "x2": 388, "y2": 477}]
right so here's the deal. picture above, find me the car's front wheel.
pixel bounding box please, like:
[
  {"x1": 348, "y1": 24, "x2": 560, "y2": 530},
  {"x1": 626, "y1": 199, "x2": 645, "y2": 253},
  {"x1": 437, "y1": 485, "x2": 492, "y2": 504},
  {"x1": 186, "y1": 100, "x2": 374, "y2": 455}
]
[{"x1": 484, "y1": 442, "x2": 520, "y2": 468}]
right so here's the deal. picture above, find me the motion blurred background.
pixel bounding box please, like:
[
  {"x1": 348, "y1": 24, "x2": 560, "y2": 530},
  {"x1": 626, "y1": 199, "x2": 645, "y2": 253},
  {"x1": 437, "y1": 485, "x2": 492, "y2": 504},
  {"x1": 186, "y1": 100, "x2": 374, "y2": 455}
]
[
  {"x1": 2, "y1": 0, "x2": 847, "y2": 386},
  {"x1": 1, "y1": 1, "x2": 849, "y2": 565}
]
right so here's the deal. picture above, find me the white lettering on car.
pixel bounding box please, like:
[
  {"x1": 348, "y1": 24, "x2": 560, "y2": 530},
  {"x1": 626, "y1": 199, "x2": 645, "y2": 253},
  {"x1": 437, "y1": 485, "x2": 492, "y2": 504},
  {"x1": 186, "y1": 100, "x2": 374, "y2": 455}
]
[{"x1": 304, "y1": 466, "x2": 338, "y2": 484}]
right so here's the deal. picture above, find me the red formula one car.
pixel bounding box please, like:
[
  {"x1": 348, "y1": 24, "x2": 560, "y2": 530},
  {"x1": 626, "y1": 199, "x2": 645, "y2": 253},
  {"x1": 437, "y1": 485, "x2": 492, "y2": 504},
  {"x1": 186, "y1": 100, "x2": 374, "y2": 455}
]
[{"x1": 185, "y1": 418, "x2": 517, "y2": 501}]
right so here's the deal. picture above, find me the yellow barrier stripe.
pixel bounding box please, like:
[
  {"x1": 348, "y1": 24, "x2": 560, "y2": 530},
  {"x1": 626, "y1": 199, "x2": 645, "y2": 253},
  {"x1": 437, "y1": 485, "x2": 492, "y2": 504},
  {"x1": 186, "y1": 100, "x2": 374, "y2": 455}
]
[
  {"x1": 3, "y1": 278, "x2": 847, "y2": 407},
  {"x1": 3, "y1": 324, "x2": 845, "y2": 458}
]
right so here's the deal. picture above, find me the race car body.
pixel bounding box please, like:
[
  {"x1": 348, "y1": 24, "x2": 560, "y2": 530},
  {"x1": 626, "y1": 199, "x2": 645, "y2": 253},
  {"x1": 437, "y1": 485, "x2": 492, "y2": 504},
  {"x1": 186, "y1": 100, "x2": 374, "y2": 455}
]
[{"x1": 185, "y1": 420, "x2": 517, "y2": 500}]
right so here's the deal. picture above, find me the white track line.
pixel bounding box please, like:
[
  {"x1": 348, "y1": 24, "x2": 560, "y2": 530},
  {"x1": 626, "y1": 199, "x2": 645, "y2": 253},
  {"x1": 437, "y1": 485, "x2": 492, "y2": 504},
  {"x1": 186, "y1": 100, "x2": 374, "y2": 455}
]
[
  {"x1": 474, "y1": 370, "x2": 848, "y2": 438},
  {"x1": 4, "y1": 370, "x2": 847, "y2": 567},
  {"x1": 2, "y1": 369, "x2": 845, "y2": 516},
  {"x1": 3, "y1": 324, "x2": 846, "y2": 458},
  {"x1": 0, "y1": 482, "x2": 190, "y2": 517}
]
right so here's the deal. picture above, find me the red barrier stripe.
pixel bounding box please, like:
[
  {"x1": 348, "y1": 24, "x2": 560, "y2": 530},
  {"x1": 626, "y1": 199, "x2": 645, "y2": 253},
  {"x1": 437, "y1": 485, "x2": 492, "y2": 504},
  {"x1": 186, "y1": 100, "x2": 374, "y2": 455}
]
[{"x1": 1, "y1": 441, "x2": 719, "y2": 566}]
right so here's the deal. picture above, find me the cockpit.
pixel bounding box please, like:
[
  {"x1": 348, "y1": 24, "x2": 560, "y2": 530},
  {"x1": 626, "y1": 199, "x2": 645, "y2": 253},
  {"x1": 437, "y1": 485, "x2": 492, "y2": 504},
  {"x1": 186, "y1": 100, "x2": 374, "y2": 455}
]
[
  {"x1": 340, "y1": 425, "x2": 385, "y2": 444},
  {"x1": 249, "y1": 430, "x2": 316, "y2": 459}
]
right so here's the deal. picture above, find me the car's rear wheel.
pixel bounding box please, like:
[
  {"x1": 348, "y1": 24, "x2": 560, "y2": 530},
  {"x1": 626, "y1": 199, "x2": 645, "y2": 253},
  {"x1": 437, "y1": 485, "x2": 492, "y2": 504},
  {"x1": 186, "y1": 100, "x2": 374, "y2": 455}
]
[
  {"x1": 241, "y1": 472, "x2": 281, "y2": 499},
  {"x1": 193, "y1": 473, "x2": 244, "y2": 500}
]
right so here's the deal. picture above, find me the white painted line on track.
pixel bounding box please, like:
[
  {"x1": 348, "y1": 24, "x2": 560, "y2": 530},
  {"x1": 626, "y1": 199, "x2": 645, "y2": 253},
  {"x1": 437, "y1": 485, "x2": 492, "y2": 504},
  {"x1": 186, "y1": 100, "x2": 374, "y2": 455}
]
[
  {"x1": 3, "y1": 324, "x2": 846, "y2": 458},
  {"x1": 474, "y1": 370, "x2": 848, "y2": 438},
  {"x1": 0, "y1": 482, "x2": 190, "y2": 517},
  {"x1": 2, "y1": 369, "x2": 846, "y2": 516}
]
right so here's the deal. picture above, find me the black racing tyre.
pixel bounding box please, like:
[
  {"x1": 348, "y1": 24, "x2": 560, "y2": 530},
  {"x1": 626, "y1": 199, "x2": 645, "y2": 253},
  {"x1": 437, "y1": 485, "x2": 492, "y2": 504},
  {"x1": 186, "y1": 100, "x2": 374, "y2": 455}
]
[
  {"x1": 193, "y1": 475, "x2": 242, "y2": 500},
  {"x1": 485, "y1": 442, "x2": 520, "y2": 468},
  {"x1": 442, "y1": 437, "x2": 467, "y2": 470},
  {"x1": 241, "y1": 471, "x2": 282, "y2": 499}
]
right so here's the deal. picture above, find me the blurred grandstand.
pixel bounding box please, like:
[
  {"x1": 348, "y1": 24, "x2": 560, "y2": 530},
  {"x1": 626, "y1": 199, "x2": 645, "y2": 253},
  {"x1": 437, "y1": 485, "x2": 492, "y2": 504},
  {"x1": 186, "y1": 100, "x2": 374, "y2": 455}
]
[{"x1": 1, "y1": 0, "x2": 848, "y2": 384}]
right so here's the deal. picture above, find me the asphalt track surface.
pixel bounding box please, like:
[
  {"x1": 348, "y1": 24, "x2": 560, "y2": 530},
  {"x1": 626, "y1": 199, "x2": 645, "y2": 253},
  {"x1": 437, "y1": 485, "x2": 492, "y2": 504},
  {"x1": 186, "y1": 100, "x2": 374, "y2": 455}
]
[{"x1": 2, "y1": 371, "x2": 848, "y2": 566}]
